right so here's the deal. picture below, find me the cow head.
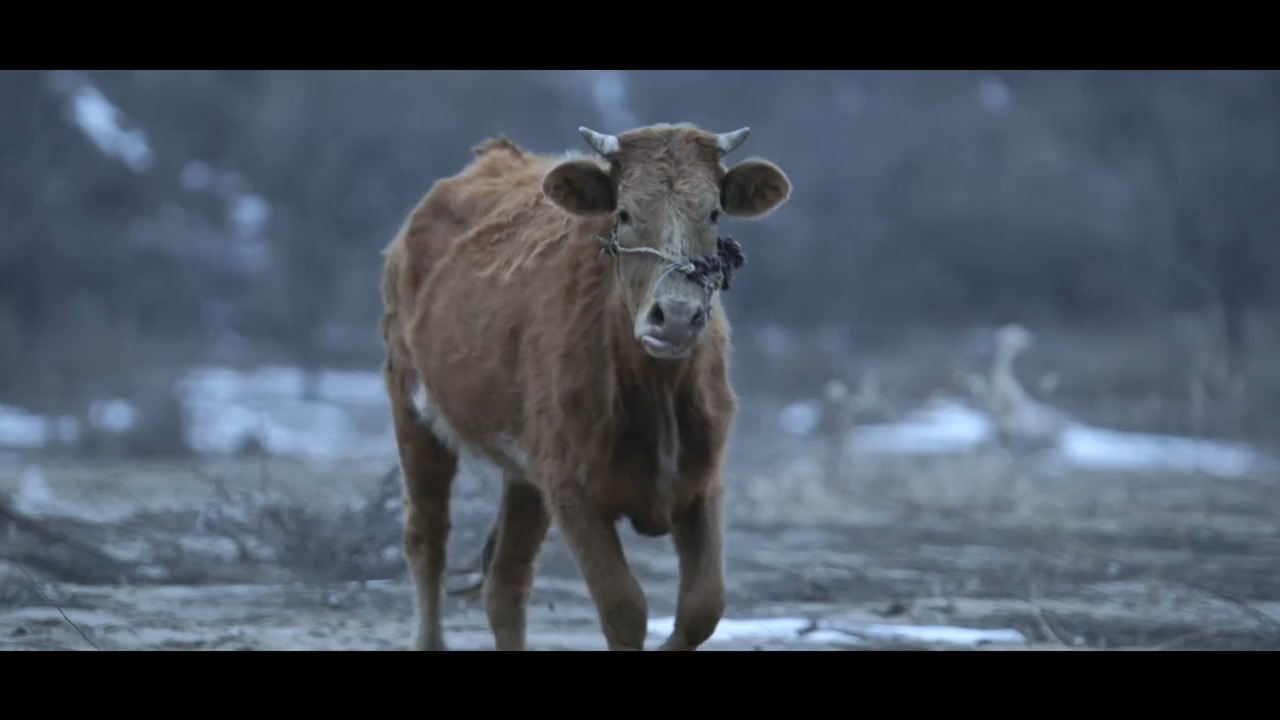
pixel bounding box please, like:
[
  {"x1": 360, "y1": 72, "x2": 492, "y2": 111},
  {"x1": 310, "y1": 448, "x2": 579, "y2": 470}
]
[{"x1": 542, "y1": 123, "x2": 791, "y2": 360}]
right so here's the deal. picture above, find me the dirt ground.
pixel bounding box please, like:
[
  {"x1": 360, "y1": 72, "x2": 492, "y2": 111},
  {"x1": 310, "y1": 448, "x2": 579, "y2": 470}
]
[{"x1": 3, "y1": 400, "x2": 1278, "y2": 652}]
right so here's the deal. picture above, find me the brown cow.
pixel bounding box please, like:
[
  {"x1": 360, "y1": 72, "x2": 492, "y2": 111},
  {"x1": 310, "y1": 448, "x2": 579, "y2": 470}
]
[{"x1": 378, "y1": 122, "x2": 791, "y2": 651}]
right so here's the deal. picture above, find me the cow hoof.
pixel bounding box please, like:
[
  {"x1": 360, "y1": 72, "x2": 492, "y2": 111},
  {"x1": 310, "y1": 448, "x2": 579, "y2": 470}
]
[
  {"x1": 410, "y1": 634, "x2": 448, "y2": 651},
  {"x1": 657, "y1": 636, "x2": 694, "y2": 651}
]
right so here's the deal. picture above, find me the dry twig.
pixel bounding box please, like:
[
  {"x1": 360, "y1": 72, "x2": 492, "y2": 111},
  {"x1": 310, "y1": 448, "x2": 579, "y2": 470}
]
[
  {"x1": 1029, "y1": 580, "x2": 1072, "y2": 646},
  {"x1": 13, "y1": 561, "x2": 99, "y2": 650},
  {"x1": 1036, "y1": 547, "x2": 1280, "y2": 643}
]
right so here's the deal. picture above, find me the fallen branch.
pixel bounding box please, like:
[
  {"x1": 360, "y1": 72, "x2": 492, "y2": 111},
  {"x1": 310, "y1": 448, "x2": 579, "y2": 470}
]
[
  {"x1": 13, "y1": 561, "x2": 99, "y2": 650},
  {"x1": 1029, "y1": 581, "x2": 1073, "y2": 647},
  {"x1": 0, "y1": 500, "x2": 142, "y2": 584}
]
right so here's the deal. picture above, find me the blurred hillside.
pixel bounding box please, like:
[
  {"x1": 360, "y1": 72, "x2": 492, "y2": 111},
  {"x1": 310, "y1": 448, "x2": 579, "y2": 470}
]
[{"x1": 2, "y1": 69, "x2": 1278, "y2": 458}]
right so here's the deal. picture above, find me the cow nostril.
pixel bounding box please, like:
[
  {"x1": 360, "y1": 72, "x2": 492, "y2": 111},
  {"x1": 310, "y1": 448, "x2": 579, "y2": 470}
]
[
  {"x1": 690, "y1": 307, "x2": 706, "y2": 329},
  {"x1": 647, "y1": 303, "x2": 665, "y2": 328}
]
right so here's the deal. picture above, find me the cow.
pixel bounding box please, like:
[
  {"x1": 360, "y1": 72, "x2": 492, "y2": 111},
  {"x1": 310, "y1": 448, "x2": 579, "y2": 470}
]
[{"x1": 378, "y1": 122, "x2": 791, "y2": 651}]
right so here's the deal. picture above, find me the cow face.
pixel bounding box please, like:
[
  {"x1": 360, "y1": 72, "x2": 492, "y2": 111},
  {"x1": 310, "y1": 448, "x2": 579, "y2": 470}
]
[{"x1": 542, "y1": 123, "x2": 791, "y2": 360}]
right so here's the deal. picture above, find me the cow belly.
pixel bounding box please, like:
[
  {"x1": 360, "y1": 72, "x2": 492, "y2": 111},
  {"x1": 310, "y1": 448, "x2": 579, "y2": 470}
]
[
  {"x1": 610, "y1": 465, "x2": 678, "y2": 538},
  {"x1": 410, "y1": 380, "x2": 463, "y2": 453},
  {"x1": 624, "y1": 509, "x2": 672, "y2": 538},
  {"x1": 410, "y1": 378, "x2": 530, "y2": 475}
]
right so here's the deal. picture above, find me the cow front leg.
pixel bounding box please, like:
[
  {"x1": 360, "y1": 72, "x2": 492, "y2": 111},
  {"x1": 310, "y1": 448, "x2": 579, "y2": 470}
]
[
  {"x1": 659, "y1": 488, "x2": 726, "y2": 651},
  {"x1": 547, "y1": 480, "x2": 648, "y2": 651}
]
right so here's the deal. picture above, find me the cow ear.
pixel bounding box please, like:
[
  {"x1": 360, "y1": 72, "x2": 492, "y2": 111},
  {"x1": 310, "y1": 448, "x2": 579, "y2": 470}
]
[
  {"x1": 721, "y1": 159, "x2": 791, "y2": 219},
  {"x1": 543, "y1": 159, "x2": 616, "y2": 215}
]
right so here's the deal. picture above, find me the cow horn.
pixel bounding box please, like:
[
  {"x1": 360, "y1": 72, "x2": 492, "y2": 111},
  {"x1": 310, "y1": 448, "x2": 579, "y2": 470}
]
[
  {"x1": 716, "y1": 127, "x2": 751, "y2": 156},
  {"x1": 578, "y1": 126, "x2": 620, "y2": 156}
]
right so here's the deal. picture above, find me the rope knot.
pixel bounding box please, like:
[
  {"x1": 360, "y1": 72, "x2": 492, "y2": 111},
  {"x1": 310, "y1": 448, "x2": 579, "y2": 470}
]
[
  {"x1": 598, "y1": 234, "x2": 618, "y2": 263},
  {"x1": 686, "y1": 236, "x2": 746, "y2": 292}
]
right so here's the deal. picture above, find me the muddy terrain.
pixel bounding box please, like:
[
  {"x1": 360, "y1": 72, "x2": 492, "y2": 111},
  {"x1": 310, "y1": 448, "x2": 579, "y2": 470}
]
[{"x1": 3, "y1": 407, "x2": 1278, "y2": 651}]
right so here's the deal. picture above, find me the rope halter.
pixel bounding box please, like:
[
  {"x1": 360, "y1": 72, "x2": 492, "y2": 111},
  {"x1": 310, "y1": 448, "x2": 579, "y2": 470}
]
[{"x1": 596, "y1": 221, "x2": 747, "y2": 306}]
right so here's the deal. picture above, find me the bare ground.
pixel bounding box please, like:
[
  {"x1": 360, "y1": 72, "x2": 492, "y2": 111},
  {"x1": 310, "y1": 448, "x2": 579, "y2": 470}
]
[{"x1": 3, "y1": 402, "x2": 1278, "y2": 651}]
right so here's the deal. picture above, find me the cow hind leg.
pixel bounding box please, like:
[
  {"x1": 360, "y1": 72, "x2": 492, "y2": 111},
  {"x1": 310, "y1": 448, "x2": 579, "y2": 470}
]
[
  {"x1": 386, "y1": 364, "x2": 458, "y2": 651},
  {"x1": 482, "y1": 473, "x2": 551, "y2": 650}
]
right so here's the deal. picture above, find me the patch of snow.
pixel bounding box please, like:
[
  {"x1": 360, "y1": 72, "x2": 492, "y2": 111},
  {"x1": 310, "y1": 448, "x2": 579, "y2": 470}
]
[
  {"x1": 648, "y1": 616, "x2": 809, "y2": 643},
  {"x1": 779, "y1": 400, "x2": 821, "y2": 436},
  {"x1": 316, "y1": 370, "x2": 388, "y2": 407},
  {"x1": 180, "y1": 401, "x2": 264, "y2": 456},
  {"x1": 1047, "y1": 424, "x2": 1270, "y2": 479},
  {"x1": 12, "y1": 465, "x2": 59, "y2": 516},
  {"x1": 0, "y1": 405, "x2": 81, "y2": 449},
  {"x1": 808, "y1": 617, "x2": 1029, "y2": 645},
  {"x1": 848, "y1": 399, "x2": 993, "y2": 455},
  {"x1": 88, "y1": 398, "x2": 137, "y2": 434},
  {"x1": 0, "y1": 404, "x2": 47, "y2": 449},
  {"x1": 178, "y1": 365, "x2": 387, "y2": 409},
  {"x1": 69, "y1": 84, "x2": 153, "y2": 173},
  {"x1": 646, "y1": 615, "x2": 1028, "y2": 648},
  {"x1": 174, "y1": 365, "x2": 394, "y2": 463},
  {"x1": 842, "y1": 395, "x2": 1275, "y2": 480},
  {"x1": 181, "y1": 396, "x2": 388, "y2": 462},
  {"x1": 250, "y1": 402, "x2": 361, "y2": 460},
  {"x1": 229, "y1": 194, "x2": 270, "y2": 239}
]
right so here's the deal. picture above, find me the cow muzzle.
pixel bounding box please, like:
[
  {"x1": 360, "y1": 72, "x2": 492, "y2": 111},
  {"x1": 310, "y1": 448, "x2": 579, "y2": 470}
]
[{"x1": 636, "y1": 297, "x2": 708, "y2": 360}]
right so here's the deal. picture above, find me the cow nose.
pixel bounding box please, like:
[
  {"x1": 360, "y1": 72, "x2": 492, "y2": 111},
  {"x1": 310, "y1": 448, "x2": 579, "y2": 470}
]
[
  {"x1": 689, "y1": 306, "x2": 707, "y2": 330},
  {"x1": 647, "y1": 299, "x2": 706, "y2": 335}
]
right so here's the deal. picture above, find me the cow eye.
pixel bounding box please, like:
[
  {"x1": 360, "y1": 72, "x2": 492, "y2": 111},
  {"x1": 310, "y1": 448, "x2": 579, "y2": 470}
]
[
  {"x1": 617, "y1": 209, "x2": 632, "y2": 225},
  {"x1": 709, "y1": 209, "x2": 720, "y2": 223}
]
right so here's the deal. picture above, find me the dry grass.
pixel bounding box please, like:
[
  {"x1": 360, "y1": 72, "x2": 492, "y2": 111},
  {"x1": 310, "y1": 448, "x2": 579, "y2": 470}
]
[
  {"x1": 734, "y1": 317, "x2": 1280, "y2": 450},
  {"x1": 0, "y1": 461, "x2": 409, "y2": 588},
  {"x1": 2, "y1": 445, "x2": 1278, "y2": 650}
]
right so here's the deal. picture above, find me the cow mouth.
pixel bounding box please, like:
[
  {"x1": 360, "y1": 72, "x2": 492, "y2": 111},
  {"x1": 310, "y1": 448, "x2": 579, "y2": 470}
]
[{"x1": 640, "y1": 333, "x2": 693, "y2": 359}]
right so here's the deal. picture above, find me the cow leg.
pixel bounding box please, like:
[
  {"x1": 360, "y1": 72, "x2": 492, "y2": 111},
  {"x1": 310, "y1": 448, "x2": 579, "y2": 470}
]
[
  {"x1": 548, "y1": 482, "x2": 649, "y2": 650},
  {"x1": 387, "y1": 369, "x2": 458, "y2": 652},
  {"x1": 483, "y1": 473, "x2": 551, "y2": 650},
  {"x1": 658, "y1": 488, "x2": 726, "y2": 650}
]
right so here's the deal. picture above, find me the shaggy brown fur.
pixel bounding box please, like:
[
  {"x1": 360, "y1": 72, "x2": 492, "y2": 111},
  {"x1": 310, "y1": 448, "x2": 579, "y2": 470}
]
[{"x1": 379, "y1": 122, "x2": 791, "y2": 651}]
